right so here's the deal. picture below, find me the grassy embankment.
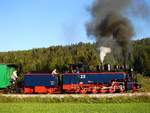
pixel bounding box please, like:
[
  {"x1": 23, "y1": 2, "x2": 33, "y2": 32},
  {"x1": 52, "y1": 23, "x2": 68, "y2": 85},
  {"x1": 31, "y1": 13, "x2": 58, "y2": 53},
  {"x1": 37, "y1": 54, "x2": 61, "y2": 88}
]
[
  {"x1": 136, "y1": 74, "x2": 150, "y2": 92},
  {"x1": 0, "y1": 103, "x2": 150, "y2": 113}
]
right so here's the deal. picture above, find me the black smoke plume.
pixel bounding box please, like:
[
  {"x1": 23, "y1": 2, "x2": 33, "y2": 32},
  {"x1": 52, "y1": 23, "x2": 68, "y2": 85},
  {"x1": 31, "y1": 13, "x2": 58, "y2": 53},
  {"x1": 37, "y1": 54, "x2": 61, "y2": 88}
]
[{"x1": 86, "y1": 0, "x2": 150, "y2": 66}]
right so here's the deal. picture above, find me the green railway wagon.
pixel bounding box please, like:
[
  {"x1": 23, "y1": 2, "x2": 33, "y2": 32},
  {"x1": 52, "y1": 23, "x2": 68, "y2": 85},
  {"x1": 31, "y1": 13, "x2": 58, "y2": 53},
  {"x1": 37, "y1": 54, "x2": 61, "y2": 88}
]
[{"x1": 0, "y1": 64, "x2": 16, "y2": 88}]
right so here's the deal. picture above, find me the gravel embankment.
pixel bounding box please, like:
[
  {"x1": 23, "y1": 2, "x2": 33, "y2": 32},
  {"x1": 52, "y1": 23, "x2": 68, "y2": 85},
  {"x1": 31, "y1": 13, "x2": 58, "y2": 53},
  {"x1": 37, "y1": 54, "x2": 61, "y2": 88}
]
[{"x1": 2, "y1": 93, "x2": 150, "y2": 98}]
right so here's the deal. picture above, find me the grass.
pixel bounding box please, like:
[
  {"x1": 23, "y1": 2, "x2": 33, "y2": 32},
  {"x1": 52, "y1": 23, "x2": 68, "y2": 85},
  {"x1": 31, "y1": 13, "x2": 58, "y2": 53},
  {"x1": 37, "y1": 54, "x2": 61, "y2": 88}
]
[
  {"x1": 136, "y1": 74, "x2": 150, "y2": 92},
  {"x1": 0, "y1": 95, "x2": 150, "y2": 103},
  {"x1": 0, "y1": 102, "x2": 149, "y2": 113}
]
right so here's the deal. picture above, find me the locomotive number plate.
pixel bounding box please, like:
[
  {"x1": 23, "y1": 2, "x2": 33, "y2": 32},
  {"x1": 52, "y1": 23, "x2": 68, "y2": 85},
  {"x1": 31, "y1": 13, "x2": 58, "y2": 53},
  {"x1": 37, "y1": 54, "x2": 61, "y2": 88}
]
[{"x1": 80, "y1": 74, "x2": 86, "y2": 79}]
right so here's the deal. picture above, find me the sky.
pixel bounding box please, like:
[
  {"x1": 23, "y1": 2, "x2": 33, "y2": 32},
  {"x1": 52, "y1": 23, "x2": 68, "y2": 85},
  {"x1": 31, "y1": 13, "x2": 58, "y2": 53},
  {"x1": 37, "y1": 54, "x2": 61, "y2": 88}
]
[{"x1": 0, "y1": 0, "x2": 150, "y2": 52}]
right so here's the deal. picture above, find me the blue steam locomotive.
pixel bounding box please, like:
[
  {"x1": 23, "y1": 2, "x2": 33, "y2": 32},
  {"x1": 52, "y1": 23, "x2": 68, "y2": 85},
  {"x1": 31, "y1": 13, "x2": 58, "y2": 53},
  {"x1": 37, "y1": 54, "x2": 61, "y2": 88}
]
[{"x1": 23, "y1": 64, "x2": 138, "y2": 94}]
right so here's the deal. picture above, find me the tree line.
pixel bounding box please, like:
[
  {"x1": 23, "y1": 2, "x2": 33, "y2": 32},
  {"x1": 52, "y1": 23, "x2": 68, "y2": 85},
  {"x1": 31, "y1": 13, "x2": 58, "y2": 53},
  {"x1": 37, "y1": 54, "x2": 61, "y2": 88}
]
[{"x1": 0, "y1": 38, "x2": 149, "y2": 76}]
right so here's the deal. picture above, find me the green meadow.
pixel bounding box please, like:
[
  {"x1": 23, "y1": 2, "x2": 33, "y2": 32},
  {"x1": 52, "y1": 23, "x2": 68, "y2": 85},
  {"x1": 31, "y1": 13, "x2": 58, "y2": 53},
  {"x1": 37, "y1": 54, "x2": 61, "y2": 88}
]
[
  {"x1": 0, "y1": 103, "x2": 149, "y2": 113},
  {"x1": 0, "y1": 95, "x2": 150, "y2": 113}
]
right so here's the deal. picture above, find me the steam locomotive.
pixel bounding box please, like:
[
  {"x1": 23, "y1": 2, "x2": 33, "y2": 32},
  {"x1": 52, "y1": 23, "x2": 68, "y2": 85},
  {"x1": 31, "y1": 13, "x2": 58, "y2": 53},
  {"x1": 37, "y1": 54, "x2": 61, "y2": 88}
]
[{"x1": 0, "y1": 64, "x2": 139, "y2": 94}]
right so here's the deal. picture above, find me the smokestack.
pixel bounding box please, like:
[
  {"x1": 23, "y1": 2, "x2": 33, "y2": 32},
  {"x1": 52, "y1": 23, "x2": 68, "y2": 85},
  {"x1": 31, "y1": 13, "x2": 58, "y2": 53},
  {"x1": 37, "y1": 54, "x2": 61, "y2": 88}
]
[{"x1": 86, "y1": 0, "x2": 150, "y2": 66}]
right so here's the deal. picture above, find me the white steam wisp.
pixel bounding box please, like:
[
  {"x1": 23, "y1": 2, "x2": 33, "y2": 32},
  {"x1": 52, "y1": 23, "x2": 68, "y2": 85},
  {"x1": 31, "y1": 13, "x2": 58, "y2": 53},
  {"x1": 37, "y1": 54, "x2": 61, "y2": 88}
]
[{"x1": 99, "y1": 46, "x2": 111, "y2": 63}]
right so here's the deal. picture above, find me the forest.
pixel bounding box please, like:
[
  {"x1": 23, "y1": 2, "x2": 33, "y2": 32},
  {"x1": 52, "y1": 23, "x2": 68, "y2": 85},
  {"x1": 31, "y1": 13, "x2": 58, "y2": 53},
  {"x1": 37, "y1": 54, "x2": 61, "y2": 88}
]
[{"x1": 0, "y1": 38, "x2": 149, "y2": 76}]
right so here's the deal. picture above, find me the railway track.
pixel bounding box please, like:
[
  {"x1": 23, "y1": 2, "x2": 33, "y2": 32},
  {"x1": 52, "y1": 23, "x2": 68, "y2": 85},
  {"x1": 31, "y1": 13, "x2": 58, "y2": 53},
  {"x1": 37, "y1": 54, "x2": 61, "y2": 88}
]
[{"x1": 1, "y1": 93, "x2": 150, "y2": 98}]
